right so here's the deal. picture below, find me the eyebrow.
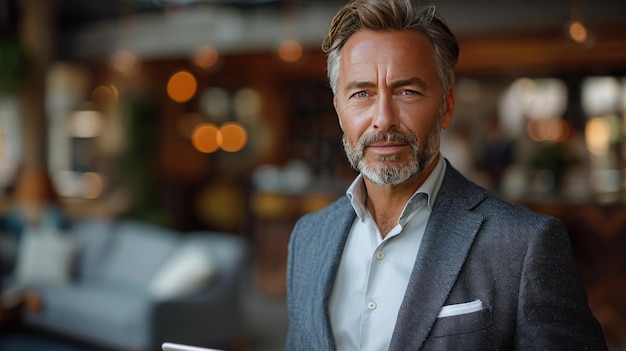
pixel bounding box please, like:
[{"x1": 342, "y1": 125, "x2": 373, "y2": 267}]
[
  {"x1": 343, "y1": 81, "x2": 375, "y2": 94},
  {"x1": 392, "y1": 77, "x2": 429, "y2": 91},
  {"x1": 343, "y1": 77, "x2": 429, "y2": 94}
]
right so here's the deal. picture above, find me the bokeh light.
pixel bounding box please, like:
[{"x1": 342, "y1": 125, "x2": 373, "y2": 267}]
[
  {"x1": 582, "y1": 76, "x2": 620, "y2": 116},
  {"x1": 278, "y1": 39, "x2": 302, "y2": 63},
  {"x1": 167, "y1": 70, "x2": 197, "y2": 103},
  {"x1": 110, "y1": 49, "x2": 138, "y2": 75},
  {"x1": 69, "y1": 109, "x2": 103, "y2": 138},
  {"x1": 192, "y1": 123, "x2": 220, "y2": 153},
  {"x1": 233, "y1": 87, "x2": 261, "y2": 121},
  {"x1": 585, "y1": 117, "x2": 610, "y2": 156},
  {"x1": 526, "y1": 117, "x2": 569, "y2": 142},
  {"x1": 524, "y1": 79, "x2": 567, "y2": 118},
  {"x1": 217, "y1": 122, "x2": 248, "y2": 152},
  {"x1": 195, "y1": 182, "x2": 244, "y2": 230},
  {"x1": 82, "y1": 172, "x2": 104, "y2": 199},
  {"x1": 568, "y1": 21, "x2": 588, "y2": 44},
  {"x1": 193, "y1": 45, "x2": 219, "y2": 69},
  {"x1": 91, "y1": 85, "x2": 119, "y2": 107},
  {"x1": 200, "y1": 87, "x2": 230, "y2": 122}
]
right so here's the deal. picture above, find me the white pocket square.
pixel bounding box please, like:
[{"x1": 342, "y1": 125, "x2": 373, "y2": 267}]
[{"x1": 437, "y1": 299, "x2": 484, "y2": 318}]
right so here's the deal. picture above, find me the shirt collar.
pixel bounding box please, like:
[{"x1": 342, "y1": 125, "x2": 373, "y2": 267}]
[{"x1": 346, "y1": 155, "x2": 447, "y2": 219}]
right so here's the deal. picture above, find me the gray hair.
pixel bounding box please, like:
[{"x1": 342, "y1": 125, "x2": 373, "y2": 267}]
[{"x1": 323, "y1": 0, "x2": 459, "y2": 105}]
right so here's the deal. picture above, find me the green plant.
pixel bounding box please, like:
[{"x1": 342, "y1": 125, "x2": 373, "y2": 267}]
[{"x1": 0, "y1": 41, "x2": 26, "y2": 93}]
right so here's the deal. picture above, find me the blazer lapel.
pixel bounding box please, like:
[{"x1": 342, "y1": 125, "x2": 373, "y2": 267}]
[
  {"x1": 389, "y1": 163, "x2": 487, "y2": 350},
  {"x1": 315, "y1": 198, "x2": 356, "y2": 349}
]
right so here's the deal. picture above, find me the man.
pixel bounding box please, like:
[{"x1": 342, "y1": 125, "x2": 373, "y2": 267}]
[{"x1": 285, "y1": 0, "x2": 608, "y2": 350}]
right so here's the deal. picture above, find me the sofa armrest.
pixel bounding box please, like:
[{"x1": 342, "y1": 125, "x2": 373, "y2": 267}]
[{"x1": 150, "y1": 233, "x2": 249, "y2": 350}]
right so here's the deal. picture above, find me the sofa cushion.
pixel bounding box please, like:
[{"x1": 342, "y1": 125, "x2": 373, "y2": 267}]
[
  {"x1": 94, "y1": 220, "x2": 179, "y2": 289},
  {"x1": 14, "y1": 226, "x2": 77, "y2": 286},
  {"x1": 148, "y1": 238, "x2": 216, "y2": 300},
  {"x1": 23, "y1": 282, "x2": 152, "y2": 349},
  {"x1": 186, "y1": 232, "x2": 246, "y2": 274},
  {"x1": 72, "y1": 218, "x2": 115, "y2": 280}
]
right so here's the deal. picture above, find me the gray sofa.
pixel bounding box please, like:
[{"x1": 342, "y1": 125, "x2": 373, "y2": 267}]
[{"x1": 10, "y1": 218, "x2": 248, "y2": 351}]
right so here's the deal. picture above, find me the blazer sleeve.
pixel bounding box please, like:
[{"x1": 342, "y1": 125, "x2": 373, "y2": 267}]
[
  {"x1": 515, "y1": 216, "x2": 607, "y2": 350},
  {"x1": 285, "y1": 217, "x2": 299, "y2": 351}
]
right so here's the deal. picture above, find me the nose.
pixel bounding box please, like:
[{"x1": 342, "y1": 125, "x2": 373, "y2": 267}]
[{"x1": 372, "y1": 93, "x2": 397, "y2": 132}]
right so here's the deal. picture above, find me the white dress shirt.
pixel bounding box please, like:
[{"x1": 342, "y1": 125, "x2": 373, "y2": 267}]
[{"x1": 329, "y1": 156, "x2": 446, "y2": 351}]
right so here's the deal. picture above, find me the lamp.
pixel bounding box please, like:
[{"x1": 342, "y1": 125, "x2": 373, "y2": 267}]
[
  {"x1": 565, "y1": 0, "x2": 594, "y2": 46},
  {"x1": 582, "y1": 76, "x2": 620, "y2": 117},
  {"x1": 523, "y1": 78, "x2": 568, "y2": 119},
  {"x1": 68, "y1": 103, "x2": 103, "y2": 138}
]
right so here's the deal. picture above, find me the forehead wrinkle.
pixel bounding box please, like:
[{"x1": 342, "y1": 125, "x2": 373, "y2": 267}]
[
  {"x1": 339, "y1": 31, "x2": 435, "y2": 96},
  {"x1": 341, "y1": 65, "x2": 403, "y2": 91},
  {"x1": 341, "y1": 76, "x2": 429, "y2": 95}
]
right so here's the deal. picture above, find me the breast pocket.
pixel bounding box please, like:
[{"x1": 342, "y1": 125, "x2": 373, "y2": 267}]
[{"x1": 430, "y1": 300, "x2": 493, "y2": 337}]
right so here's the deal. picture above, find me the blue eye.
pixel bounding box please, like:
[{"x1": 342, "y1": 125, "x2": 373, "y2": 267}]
[
  {"x1": 352, "y1": 91, "x2": 369, "y2": 98},
  {"x1": 401, "y1": 89, "x2": 419, "y2": 96}
]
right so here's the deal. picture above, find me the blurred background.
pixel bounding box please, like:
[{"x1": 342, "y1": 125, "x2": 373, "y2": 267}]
[{"x1": 0, "y1": 0, "x2": 626, "y2": 350}]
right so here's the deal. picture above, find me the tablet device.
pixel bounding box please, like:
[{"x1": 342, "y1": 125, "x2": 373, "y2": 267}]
[{"x1": 162, "y1": 342, "x2": 224, "y2": 351}]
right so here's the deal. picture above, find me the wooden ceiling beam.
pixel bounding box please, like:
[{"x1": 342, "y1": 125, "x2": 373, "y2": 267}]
[{"x1": 456, "y1": 26, "x2": 626, "y2": 76}]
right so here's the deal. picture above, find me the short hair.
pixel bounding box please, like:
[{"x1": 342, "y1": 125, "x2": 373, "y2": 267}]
[{"x1": 323, "y1": 0, "x2": 459, "y2": 101}]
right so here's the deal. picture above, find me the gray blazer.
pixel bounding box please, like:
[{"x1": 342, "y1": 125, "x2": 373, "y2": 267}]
[{"x1": 286, "y1": 162, "x2": 607, "y2": 350}]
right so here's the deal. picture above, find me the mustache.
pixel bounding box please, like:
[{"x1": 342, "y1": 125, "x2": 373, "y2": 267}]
[{"x1": 359, "y1": 131, "x2": 417, "y2": 148}]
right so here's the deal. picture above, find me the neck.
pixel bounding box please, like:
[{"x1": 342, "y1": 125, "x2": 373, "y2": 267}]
[{"x1": 363, "y1": 154, "x2": 440, "y2": 238}]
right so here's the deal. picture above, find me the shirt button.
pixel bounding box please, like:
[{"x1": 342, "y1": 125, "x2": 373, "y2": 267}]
[
  {"x1": 367, "y1": 301, "x2": 377, "y2": 310},
  {"x1": 376, "y1": 251, "x2": 385, "y2": 260}
]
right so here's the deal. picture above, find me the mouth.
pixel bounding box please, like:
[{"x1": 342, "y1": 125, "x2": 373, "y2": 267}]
[{"x1": 366, "y1": 142, "x2": 407, "y2": 155}]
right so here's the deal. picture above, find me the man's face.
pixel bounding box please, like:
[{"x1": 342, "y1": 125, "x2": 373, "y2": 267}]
[{"x1": 334, "y1": 30, "x2": 454, "y2": 185}]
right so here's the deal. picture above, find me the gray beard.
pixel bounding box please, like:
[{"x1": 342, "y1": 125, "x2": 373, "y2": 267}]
[{"x1": 343, "y1": 127, "x2": 440, "y2": 186}]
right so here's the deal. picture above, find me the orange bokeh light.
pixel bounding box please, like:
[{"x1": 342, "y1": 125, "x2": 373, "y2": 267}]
[
  {"x1": 278, "y1": 39, "x2": 303, "y2": 63},
  {"x1": 568, "y1": 21, "x2": 588, "y2": 44},
  {"x1": 527, "y1": 118, "x2": 569, "y2": 143},
  {"x1": 167, "y1": 71, "x2": 197, "y2": 103},
  {"x1": 217, "y1": 122, "x2": 248, "y2": 152},
  {"x1": 194, "y1": 45, "x2": 219, "y2": 69},
  {"x1": 91, "y1": 84, "x2": 118, "y2": 106},
  {"x1": 192, "y1": 123, "x2": 220, "y2": 153}
]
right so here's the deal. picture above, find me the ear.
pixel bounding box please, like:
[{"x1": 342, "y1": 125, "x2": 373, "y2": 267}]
[
  {"x1": 334, "y1": 96, "x2": 344, "y2": 131},
  {"x1": 440, "y1": 85, "x2": 455, "y2": 129}
]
